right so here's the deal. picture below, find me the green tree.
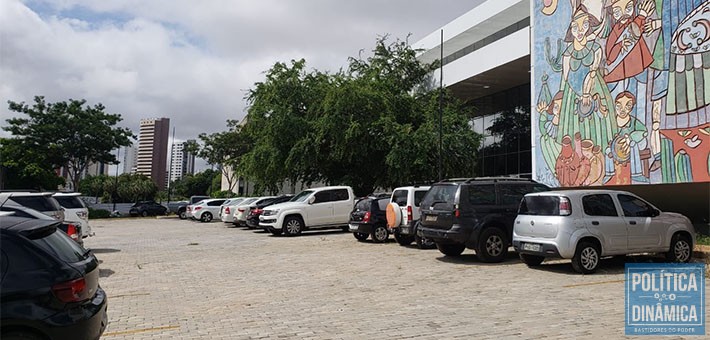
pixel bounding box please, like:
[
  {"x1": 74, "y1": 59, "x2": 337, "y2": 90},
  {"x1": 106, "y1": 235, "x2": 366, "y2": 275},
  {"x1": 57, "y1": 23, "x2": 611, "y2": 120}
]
[
  {"x1": 3, "y1": 96, "x2": 134, "y2": 191},
  {"x1": 190, "y1": 121, "x2": 251, "y2": 193},
  {"x1": 171, "y1": 169, "x2": 220, "y2": 197},
  {"x1": 0, "y1": 137, "x2": 65, "y2": 190}
]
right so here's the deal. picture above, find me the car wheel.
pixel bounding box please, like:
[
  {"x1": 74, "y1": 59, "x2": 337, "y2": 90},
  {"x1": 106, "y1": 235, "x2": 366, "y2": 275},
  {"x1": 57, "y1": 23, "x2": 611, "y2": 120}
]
[
  {"x1": 200, "y1": 212, "x2": 213, "y2": 223},
  {"x1": 476, "y1": 227, "x2": 508, "y2": 263},
  {"x1": 571, "y1": 241, "x2": 600, "y2": 274},
  {"x1": 353, "y1": 232, "x2": 369, "y2": 241},
  {"x1": 371, "y1": 225, "x2": 388, "y2": 243},
  {"x1": 436, "y1": 243, "x2": 465, "y2": 256},
  {"x1": 519, "y1": 254, "x2": 545, "y2": 267},
  {"x1": 283, "y1": 216, "x2": 303, "y2": 236},
  {"x1": 179, "y1": 209, "x2": 187, "y2": 219},
  {"x1": 2, "y1": 331, "x2": 44, "y2": 340},
  {"x1": 415, "y1": 234, "x2": 436, "y2": 249},
  {"x1": 141, "y1": 210, "x2": 148, "y2": 217},
  {"x1": 394, "y1": 232, "x2": 414, "y2": 246},
  {"x1": 666, "y1": 233, "x2": 692, "y2": 263}
]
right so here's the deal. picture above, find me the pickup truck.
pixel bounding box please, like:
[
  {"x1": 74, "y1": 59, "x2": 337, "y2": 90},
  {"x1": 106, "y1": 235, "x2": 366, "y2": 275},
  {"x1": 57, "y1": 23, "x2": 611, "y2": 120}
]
[{"x1": 171, "y1": 196, "x2": 210, "y2": 219}]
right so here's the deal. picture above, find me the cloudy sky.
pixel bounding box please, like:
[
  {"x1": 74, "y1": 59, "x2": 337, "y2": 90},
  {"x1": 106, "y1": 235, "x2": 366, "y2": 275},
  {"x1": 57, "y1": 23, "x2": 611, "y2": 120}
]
[{"x1": 1, "y1": 0, "x2": 483, "y2": 171}]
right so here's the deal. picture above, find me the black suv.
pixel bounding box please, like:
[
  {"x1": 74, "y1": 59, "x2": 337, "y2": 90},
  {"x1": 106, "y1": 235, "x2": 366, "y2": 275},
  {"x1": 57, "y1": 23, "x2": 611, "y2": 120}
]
[
  {"x1": 1, "y1": 216, "x2": 107, "y2": 340},
  {"x1": 129, "y1": 201, "x2": 168, "y2": 217},
  {"x1": 348, "y1": 196, "x2": 390, "y2": 243},
  {"x1": 418, "y1": 177, "x2": 549, "y2": 262}
]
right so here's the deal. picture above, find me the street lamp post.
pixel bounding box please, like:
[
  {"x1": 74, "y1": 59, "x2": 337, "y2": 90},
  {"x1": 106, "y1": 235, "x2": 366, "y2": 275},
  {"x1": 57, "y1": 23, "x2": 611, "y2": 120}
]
[{"x1": 112, "y1": 147, "x2": 121, "y2": 214}]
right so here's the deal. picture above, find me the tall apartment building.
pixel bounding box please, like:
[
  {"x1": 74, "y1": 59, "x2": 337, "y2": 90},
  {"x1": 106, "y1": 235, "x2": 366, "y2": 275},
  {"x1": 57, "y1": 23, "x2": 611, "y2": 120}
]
[
  {"x1": 168, "y1": 140, "x2": 196, "y2": 183},
  {"x1": 135, "y1": 118, "x2": 170, "y2": 190},
  {"x1": 122, "y1": 145, "x2": 137, "y2": 174}
]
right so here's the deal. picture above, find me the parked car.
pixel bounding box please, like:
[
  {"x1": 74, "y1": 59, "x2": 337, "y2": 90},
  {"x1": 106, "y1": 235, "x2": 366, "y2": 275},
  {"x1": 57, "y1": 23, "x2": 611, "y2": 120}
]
[
  {"x1": 513, "y1": 190, "x2": 696, "y2": 274},
  {"x1": 0, "y1": 215, "x2": 108, "y2": 340},
  {"x1": 260, "y1": 186, "x2": 355, "y2": 236},
  {"x1": 53, "y1": 192, "x2": 93, "y2": 238},
  {"x1": 219, "y1": 198, "x2": 245, "y2": 223},
  {"x1": 419, "y1": 177, "x2": 550, "y2": 262},
  {"x1": 246, "y1": 195, "x2": 293, "y2": 229},
  {"x1": 1, "y1": 194, "x2": 83, "y2": 246},
  {"x1": 128, "y1": 201, "x2": 168, "y2": 217},
  {"x1": 386, "y1": 185, "x2": 432, "y2": 248},
  {"x1": 190, "y1": 198, "x2": 227, "y2": 222},
  {"x1": 226, "y1": 198, "x2": 258, "y2": 226},
  {"x1": 349, "y1": 196, "x2": 390, "y2": 242},
  {"x1": 4, "y1": 192, "x2": 65, "y2": 221},
  {"x1": 177, "y1": 195, "x2": 210, "y2": 219},
  {"x1": 234, "y1": 197, "x2": 275, "y2": 228}
]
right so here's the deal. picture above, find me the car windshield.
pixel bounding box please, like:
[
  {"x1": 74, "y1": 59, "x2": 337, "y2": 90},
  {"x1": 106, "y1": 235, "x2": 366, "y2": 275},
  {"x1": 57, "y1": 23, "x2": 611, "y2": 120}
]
[
  {"x1": 239, "y1": 198, "x2": 258, "y2": 206},
  {"x1": 420, "y1": 185, "x2": 458, "y2": 209},
  {"x1": 290, "y1": 190, "x2": 314, "y2": 203},
  {"x1": 518, "y1": 196, "x2": 560, "y2": 216}
]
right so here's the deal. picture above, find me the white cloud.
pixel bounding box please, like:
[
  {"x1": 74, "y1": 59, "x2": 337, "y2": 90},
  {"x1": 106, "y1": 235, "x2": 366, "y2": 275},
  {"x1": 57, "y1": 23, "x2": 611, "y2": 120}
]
[{"x1": 1, "y1": 0, "x2": 483, "y2": 171}]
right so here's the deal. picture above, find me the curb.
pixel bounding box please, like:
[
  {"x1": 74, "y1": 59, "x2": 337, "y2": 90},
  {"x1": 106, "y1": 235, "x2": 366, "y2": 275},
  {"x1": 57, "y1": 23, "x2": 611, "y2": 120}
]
[{"x1": 694, "y1": 245, "x2": 710, "y2": 259}]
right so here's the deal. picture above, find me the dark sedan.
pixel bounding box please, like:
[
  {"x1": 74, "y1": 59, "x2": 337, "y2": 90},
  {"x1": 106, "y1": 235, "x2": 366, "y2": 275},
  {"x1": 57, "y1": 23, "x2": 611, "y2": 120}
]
[
  {"x1": 1, "y1": 216, "x2": 108, "y2": 340},
  {"x1": 129, "y1": 201, "x2": 168, "y2": 217}
]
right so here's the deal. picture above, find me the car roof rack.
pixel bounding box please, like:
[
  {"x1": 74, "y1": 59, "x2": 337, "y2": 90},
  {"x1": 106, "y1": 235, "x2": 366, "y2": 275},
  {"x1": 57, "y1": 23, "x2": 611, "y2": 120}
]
[{"x1": 465, "y1": 176, "x2": 535, "y2": 183}]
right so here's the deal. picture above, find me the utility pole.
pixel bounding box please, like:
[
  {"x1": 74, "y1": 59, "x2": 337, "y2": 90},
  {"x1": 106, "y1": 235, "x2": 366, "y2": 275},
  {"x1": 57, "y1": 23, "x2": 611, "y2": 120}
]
[
  {"x1": 438, "y1": 29, "x2": 444, "y2": 181},
  {"x1": 112, "y1": 147, "x2": 121, "y2": 214}
]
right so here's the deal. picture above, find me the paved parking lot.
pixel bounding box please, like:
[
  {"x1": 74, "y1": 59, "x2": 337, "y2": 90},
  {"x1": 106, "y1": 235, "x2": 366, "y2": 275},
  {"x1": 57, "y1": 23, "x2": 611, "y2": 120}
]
[{"x1": 87, "y1": 217, "x2": 705, "y2": 339}]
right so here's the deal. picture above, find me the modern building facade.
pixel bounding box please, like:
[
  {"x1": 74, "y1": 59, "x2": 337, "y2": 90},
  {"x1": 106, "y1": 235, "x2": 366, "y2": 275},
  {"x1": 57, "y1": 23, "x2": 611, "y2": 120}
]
[
  {"x1": 415, "y1": 0, "x2": 709, "y2": 230},
  {"x1": 122, "y1": 145, "x2": 137, "y2": 174},
  {"x1": 136, "y1": 118, "x2": 170, "y2": 190},
  {"x1": 169, "y1": 140, "x2": 196, "y2": 183}
]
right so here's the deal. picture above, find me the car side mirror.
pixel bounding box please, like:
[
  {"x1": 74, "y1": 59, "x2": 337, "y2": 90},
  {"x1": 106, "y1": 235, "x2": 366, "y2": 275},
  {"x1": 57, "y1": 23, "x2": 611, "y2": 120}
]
[
  {"x1": 652, "y1": 209, "x2": 660, "y2": 217},
  {"x1": 308, "y1": 196, "x2": 316, "y2": 205}
]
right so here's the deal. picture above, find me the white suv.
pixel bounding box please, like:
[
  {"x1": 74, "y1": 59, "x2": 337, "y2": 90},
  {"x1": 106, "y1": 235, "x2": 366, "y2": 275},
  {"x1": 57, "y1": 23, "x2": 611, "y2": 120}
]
[
  {"x1": 53, "y1": 192, "x2": 93, "y2": 238},
  {"x1": 513, "y1": 190, "x2": 696, "y2": 274},
  {"x1": 386, "y1": 186, "x2": 432, "y2": 248},
  {"x1": 260, "y1": 186, "x2": 355, "y2": 236}
]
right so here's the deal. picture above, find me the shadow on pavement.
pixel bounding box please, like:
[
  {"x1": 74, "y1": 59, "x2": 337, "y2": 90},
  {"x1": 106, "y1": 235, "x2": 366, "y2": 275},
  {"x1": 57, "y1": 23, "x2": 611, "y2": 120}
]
[
  {"x1": 90, "y1": 248, "x2": 121, "y2": 254},
  {"x1": 435, "y1": 250, "x2": 521, "y2": 266},
  {"x1": 99, "y1": 268, "x2": 115, "y2": 278}
]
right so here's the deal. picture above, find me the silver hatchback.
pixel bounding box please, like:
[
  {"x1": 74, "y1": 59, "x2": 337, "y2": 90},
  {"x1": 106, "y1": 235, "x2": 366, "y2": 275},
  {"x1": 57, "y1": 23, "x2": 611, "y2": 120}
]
[{"x1": 512, "y1": 190, "x2": 696, "y2": 274}]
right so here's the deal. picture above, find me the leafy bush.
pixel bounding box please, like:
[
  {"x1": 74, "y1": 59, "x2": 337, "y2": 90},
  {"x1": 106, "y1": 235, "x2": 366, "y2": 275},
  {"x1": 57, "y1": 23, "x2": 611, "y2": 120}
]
[
  {"x1": 697, "y1": 233, "x2": 710, "y2": 246},
  {"x1": 88, "y1": 207, "x2": 111, "y2": 219}
]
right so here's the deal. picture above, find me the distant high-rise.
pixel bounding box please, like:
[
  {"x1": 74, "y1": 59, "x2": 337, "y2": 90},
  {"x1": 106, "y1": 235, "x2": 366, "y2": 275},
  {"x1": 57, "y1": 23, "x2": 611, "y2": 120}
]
[
  {"x1": 122, "y1": 145, "x2": 137, "y2": 174},
  {"x1": 136, "y1": 118, "x2": 170, "y2": 190},
  {"x1": 169, "y1": 140, "x2": 196, "y2": 183}
]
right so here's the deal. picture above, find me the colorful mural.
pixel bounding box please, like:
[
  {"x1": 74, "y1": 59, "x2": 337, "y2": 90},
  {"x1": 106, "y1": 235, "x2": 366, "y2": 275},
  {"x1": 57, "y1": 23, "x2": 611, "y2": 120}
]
[{"x1": 533, "y1": 0, "x2": 710, "y2": 187}]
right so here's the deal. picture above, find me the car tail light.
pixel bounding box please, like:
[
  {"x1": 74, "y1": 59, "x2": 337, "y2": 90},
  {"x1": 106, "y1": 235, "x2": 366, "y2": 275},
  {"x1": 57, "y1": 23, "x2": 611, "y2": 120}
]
[
  {"x1": 52, "y1": 277, "x2": 88, "y2": 303},
  {"x1": 238, "y1": 208, "x2": 245, "y2": 212},
  {"x1": 406, "y1": 206, "x2": 412, "y2": 223},
  {"x1": 454, "y1": 209, "x2": 460, "y2": 218},
  {"x1": 363, "y1": 211, "x2": 371, "y2": 222},
  {"x1": 225, "y1": 207, "x2": 230, "y2": 215},
  {"x1": 194, "y1": 206, "x2": 202, "y2": 211},
  {"x1": 66, "y1": 224, "x2": 79, "y2": 241},
  {"x1": 559, "y1": 197, "x2": 571, "y2": 216},
  {"x1": 253, "y1": 208, "x2": 263, "y2": 214}
]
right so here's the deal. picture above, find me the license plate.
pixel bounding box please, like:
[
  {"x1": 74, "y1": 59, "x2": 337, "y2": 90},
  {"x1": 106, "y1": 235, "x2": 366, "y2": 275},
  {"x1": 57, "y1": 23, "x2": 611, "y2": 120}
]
[
  {"x1": 522, "y1": 243, "x2": 541, "y2": 252},
  {"x1": 348, "y1": 224, "x2": 358, "y2": 230},
  {"x1": 425, "y1": 215, "x2": 437, "y2": 222}
]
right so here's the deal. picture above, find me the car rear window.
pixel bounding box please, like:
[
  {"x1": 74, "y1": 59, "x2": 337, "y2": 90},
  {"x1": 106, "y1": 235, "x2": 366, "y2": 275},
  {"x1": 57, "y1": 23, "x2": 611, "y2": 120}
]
[
  {"x1": 31, "y1": 228, "x2": 86, "y2": 263},
  {"x1": 9, "y1": 196, "x2": 60, "y2": 212},
  {"x1": 376, "y1": 198, "x2": 389, "y2": 211},
  {"x1": 54, "y1": 196, "x2": 86, "y2": 209},
  {"x1": 391, "y1": 190, "x2": 408, "y2": 206},
  {"x1": 519, "y1": 196, "x2": 560, "y2": 215},
  {"x1": 468, "y1": 184, "x2": 496, "y2": 205},
  {"x1": 354, "y1": 198, "x2": 372, "y2": 211},
  {"x1": 414, "y1": 191, "x2": 427, "y2": 207},
  {"x1": 420, "y1": 185, "x2": 458, "y2": 209}
]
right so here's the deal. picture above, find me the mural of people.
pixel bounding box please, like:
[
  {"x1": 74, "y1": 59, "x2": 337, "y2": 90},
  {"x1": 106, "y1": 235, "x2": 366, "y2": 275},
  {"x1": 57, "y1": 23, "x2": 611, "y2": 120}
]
[{"x1": 534, "y1": 0, "x2": 710, "y2": 187}]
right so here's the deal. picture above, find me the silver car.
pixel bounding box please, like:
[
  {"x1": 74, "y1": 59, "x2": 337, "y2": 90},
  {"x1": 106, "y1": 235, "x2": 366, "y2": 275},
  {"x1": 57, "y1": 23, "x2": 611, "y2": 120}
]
[{"x1": 513, "y1": 190, "x2": 695, "y2": 274}]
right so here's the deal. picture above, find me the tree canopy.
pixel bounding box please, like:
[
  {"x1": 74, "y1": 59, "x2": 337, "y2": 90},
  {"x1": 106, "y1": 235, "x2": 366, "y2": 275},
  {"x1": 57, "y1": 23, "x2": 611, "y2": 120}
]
[{"x1": 2, "y1": 96, "x2": 134, "y2": 191}]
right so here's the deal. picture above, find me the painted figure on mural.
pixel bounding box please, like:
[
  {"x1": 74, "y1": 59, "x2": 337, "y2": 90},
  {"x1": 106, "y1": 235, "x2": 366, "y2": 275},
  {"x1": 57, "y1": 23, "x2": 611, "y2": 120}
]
[
  {"x1": 605, "y1": 91, "x2": 649, "y2": 184},
  {"x1": 603, "y1": 0, "x2": 656, "y2": 85}
]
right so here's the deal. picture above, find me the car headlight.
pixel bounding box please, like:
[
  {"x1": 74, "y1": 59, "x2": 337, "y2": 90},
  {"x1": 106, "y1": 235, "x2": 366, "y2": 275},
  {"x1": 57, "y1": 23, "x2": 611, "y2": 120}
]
[{"x1": 264, "y1": 210, "x2": 279, "y2": 216}]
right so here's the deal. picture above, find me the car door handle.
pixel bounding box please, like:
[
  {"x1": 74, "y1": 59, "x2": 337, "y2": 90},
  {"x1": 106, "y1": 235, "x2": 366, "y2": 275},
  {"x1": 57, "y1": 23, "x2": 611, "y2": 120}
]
[
  {"x1": 629, "y1": 221, "x2": 637, "y2": 225},
  {"x1": 591, "y1": 221, "x2": 599, "y2": 225}
]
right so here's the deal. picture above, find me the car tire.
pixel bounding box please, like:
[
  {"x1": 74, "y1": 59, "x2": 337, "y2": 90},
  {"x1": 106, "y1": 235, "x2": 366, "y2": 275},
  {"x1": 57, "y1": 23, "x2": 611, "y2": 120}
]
[
  {"x1": 283, "y1": 216, "x2": 303, "y2": 236},
  {"x1": 415, "y1": 234, "x2": 436, "y2": 249},
  {"x1": 2, "y1": 331, "x2": 44, "y2": 340},
  {"x1": 141, "y1": 210, "x2": 148, "y2": 217},
  {"x1": 520, "y1": 254, "x2": 545, "y2": 267},
  {"x1": 476, "y1": 227, "x2": 508, "y2": 263},
  {"x1": 200, "y1": 212, "x2": 213, "y2": 223},
  {"x1": 394, "y1": 232, "x2": 414, "y2": 246},
  {"x1": 353, "y1": 232, "x2": 369, "y2": 241},
  {"x1": 371, "y1": 225, "x2": 388, "y2": 243},
  {"x1": 666, "y1": 233, "x2": 692, "y2": 263},
  {"x1": 571, "y1": 241, "x2": 600, "y2": 274},
  {"x1": 436, "y1": 243, "x2": 465, "y2": 256},
  {"x1": 179, "y1": 209, "x2": 187, "y2": 219}
]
